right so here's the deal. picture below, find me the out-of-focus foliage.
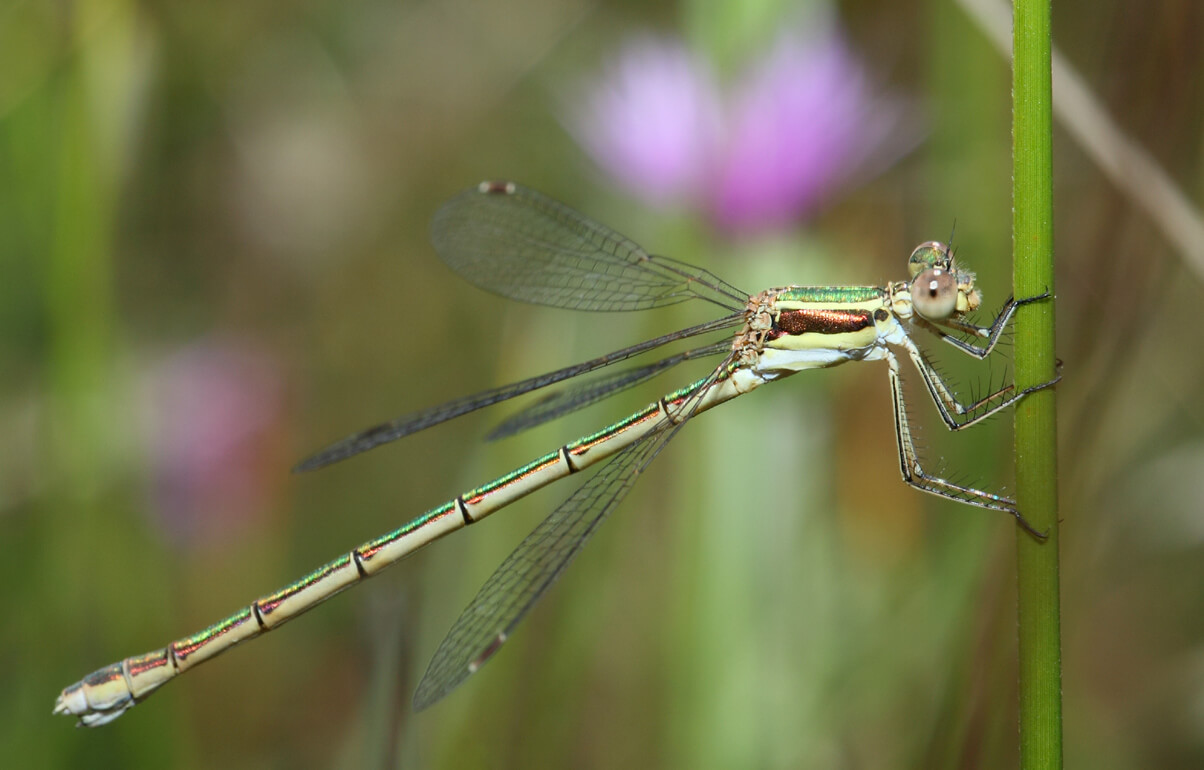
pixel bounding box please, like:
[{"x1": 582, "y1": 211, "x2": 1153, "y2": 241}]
[{"x1": 2, "y1": 0, "x2": 1202, "y2": 767}]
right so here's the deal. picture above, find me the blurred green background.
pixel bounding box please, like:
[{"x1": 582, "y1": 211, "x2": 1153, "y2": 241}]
[{"x1": 3, "y1": 0, "x2": 1203, "y2": 767}]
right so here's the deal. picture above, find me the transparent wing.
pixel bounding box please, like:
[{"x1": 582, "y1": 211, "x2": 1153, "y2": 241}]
[
  {"x1": 486, "y1": 340, "x2": 731, "y2": 440},
  {"x1": 411, "y1": 370, "x2": 719, "y2": 710},
  {"x1": 431, "y1": 182, "x2": 747, "y2": 312},
  {"x1": 294, "y1": 316, "x2": 740, "y2": 471}
]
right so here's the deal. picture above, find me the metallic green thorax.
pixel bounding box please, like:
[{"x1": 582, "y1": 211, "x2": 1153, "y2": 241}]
[
  {"x1": 775, "y1": 285, "x2": 884, "y2": 304},
  {"x1": 755, "y1": 286, "x2": 890, "y2": 357}
]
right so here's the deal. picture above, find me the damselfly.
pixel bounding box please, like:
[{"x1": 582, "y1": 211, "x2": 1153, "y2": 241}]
[{"x1": 55, "y1": 181, "x2": 1056, "y2": 727}]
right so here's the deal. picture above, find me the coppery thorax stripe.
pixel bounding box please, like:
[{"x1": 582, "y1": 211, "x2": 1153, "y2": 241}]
[{"x1": 771, "y1": 308, "x2": 874, "y2": 338}]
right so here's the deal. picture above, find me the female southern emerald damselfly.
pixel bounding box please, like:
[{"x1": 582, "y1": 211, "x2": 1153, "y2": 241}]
[{"x1": 55, "y1": 181, "x2": 1056, "y2": 726}]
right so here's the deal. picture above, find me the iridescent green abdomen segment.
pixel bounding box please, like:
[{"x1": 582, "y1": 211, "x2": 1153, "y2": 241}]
[{"x1": 54, "y1": 368, "x2": 750, "y2": 726}]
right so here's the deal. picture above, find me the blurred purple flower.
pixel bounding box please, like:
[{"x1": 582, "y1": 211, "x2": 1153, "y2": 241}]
[
  {"x1": 143, "y1": 340, "x2": 288, "y2": 547},
  {"x1": 568, "y1": 24, "x2": 911, "y2": 233},
  {"x1": 571, "y1": 37, "x2": 721, "y2": 207}
]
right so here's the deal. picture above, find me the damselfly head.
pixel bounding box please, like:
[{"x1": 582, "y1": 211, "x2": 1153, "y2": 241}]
[{"x1": 907, "y1": 241, "x2": 981, "y2": 319}]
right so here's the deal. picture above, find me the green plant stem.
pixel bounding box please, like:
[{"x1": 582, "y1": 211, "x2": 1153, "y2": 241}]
[{"x1": 1011, "y1": 0, "x2": 1063, "y2": 767}]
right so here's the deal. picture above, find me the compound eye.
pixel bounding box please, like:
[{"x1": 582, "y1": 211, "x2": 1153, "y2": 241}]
[
  {"x1": 910, "y1": 267, "x2": 958, "y2": 319},
  {"x1": 908, "y1": 241, "x2": 950, "y2": 278}
]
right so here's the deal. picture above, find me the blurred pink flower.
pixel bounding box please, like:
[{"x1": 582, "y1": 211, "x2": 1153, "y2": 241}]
[
  {"x1": 144, "y1": 340, "x2": 288, "y2": 547},
  {"x1": 568, "y1": 24, "x2": 911, "y2": 233}
]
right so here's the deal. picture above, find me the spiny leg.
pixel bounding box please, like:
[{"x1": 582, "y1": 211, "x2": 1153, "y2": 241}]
[
  {"x1": 897, "y1": 331, "x2": 1061, "y2": 432},
  {"x1": 916, "y1": 291, "x2": 1051, "y2": 359},
  {"x1": 884, "y1": 349, "x2": 1046, "y2": 539}
]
